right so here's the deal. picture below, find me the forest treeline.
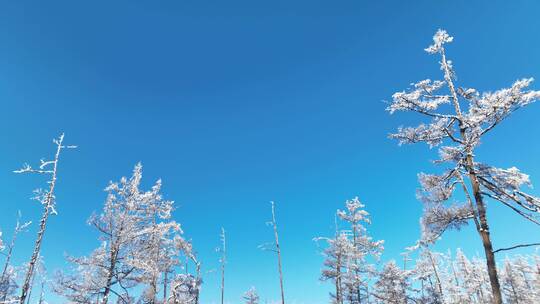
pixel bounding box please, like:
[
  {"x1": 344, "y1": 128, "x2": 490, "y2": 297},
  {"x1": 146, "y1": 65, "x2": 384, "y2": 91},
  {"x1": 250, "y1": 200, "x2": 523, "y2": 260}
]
[{"x1": 1, "y1": 30, "x2": 540, "y2": 304}]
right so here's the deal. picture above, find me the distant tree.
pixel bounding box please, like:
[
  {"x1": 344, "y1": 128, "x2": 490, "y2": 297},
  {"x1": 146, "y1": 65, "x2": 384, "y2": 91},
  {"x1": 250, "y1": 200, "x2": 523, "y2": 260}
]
[
  {"x1": 0, "y1": 265, "x2": 18, "y2": 304},
  {"x1": 337, "y1": 198, "x2": 383, "y2": 303},
  {"x1": 387, "y1": 29, "x2": 540, "y2": 303},
  {"x1": 15, "y1": 134, "x2": 75, "y2": 304},
  {"x1": 316, "y1": 198, "x2": 383, "y2": 304},
  {"x1": 411, "y1": 249, "x2": 444, "y2": 303},
  {"x1": 316, "y1": 231, "x2": 349, "y2": 304},
  {"x1": 259, "y1": 202, "x2": 286, "y2": 304},
  {"x1": 500, "y1": 256, "x2": 537, "y2": 303},
  {"x1": 0, "y1": 213, "x2": 31, "y2": 303},
  {"x1": 449, "y1": 249, "x2": 492, "y2": 303},
  {"x1": 242, "y1": 287, "x2": 259, "y2": 304},
  {"x1": 218, "y1": 228, "x2": 226, "y2": 304},
  {"x1": 373, "y1": 261, "x2": 410, "y2": 304}
]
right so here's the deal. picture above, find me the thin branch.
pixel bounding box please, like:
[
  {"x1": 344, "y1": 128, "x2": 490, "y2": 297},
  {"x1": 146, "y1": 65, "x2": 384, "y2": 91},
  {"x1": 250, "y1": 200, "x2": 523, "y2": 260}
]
[{"x1": 494, "y1": 243, "x2": 540, "y2": 254}]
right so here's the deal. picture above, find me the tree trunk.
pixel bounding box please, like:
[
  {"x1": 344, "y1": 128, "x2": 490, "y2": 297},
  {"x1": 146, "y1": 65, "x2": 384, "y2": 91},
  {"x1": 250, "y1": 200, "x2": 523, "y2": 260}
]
[
  {"x1": 19, "y1": 206, "x2": 51, "y2": 304},
  {"x1": 102, "y1": 247, "x2": 119, "y2": 304},
  {"x1": 271, "y1": 202, "x2": 285, "y2": 304},
  {"x1": 220, "y1": 228, "x2": 226, "y2": 304},
  {"x1": 467, "y1": 154, "x2": 503, "y2": 304},
  {"x1": 336, "y1": 253, "x2": 343, "y2": 304}
]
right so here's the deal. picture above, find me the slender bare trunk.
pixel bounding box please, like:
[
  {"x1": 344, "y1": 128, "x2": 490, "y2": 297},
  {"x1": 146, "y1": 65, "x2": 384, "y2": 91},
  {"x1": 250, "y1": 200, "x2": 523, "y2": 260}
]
[
  {"x1": 20, "y1": 204, "x2": 51, "y2": 304},
  {"x1": 194, "y1": 261, "x2": 201, "y2": 304},
  {"x1": 220, "y1": 228, "x2": 226, "y2": 304},
  {"x1": 271, "y1": 202, "x2": 285, "y2": 304},
  {"x1": 427, "y1": 251, "x2": 444, "y2": 301},
  {"x1": 38, "y1": 280, "x2": 45, "y2": 304},
  {"x1": 19, "y1": 135, "x2": 66, "y2": 304},
  {"x1": 26, "y1": 269, "x2": 37, "y2": 304}
]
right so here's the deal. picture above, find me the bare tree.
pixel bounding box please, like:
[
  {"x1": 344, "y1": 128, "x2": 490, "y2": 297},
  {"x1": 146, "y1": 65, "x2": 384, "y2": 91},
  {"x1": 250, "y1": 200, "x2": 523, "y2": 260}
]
[
  {"x1": 15, "y1": 133, "x2": 75, "y2": 304},
  {"x1": 219, "y1": 228, "x2": 226, "y2": 304},
  {"x1": 387, "y1": 30, "x2": 540, "y2": 303},
  {"x1": 260, "y1": 202, "x2": 285, "y2": 304}
]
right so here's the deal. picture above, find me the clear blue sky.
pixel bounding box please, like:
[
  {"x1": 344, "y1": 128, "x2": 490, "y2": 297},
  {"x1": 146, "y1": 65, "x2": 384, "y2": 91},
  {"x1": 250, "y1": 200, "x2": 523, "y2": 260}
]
[{"x1": 1, "y1": 1, "x2": 540, "y2": 303}]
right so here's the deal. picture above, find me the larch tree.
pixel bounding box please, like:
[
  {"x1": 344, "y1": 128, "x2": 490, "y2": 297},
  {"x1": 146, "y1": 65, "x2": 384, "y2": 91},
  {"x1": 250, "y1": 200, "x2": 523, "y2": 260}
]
[
  {"x1": 500, "y1": 256, "x2": 537, "y2": 303},
  {"x1": 129, "y1": 178, "x2": 183, "y2": 304},
  {"x1": 387, "y1": 29, "x2": 540, "y2": 303},
  {"x1": 55, "y1": 163, "x2": 171, "y2": 304},
  {"x1": 450, "y1": 250, "x2": 492, "y2": 303},
  {"x1": 15, "y1": 133, "x2": 75, "y2": 304},
  {"x1": 337, "y1": 197, "x2": 384, "y2": 303},
  {"x1": 411, "y1": 249, "x2": 445, "y2": 303},
  {"x1": 316, "y1": 231, "x2": 350, "y2": 304},
  {"x1": 373, "y1": 261, "x2": 410, "y2": 304}
]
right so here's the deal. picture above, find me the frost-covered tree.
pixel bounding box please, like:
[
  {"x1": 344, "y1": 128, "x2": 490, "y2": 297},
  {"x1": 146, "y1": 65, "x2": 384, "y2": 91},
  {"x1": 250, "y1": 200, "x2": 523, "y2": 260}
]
[
  {"x1": 0, "y1": 265, "x2": 18, "y2": 304},
  {"x1": 316, "y1": 198, "x2": 383, "y2": 304},
  {"x1": 447, "y1": 250, "x2": 492, "y2": 303},
  {"x1": 0, "y1": 214, "x2": 31, "y2": 303},
  {"x1": 168, "y1": 239, "x2": 201, "y2": 304},
  {"x1": 167, "y1": 245, "x2": 201, "y2": 304},
  {"x1": 55, "y1": 164, "x2": 178, "y2": 304},
  {"x1": 387, "y1": 29, "x2": 540, "y2": 303},
  {"x1": 373, "y1": 261, "x2": 410, "y2": 304},
  {"x1": 338, "y1": 198, "x2": 383, "y2": 303},
  {"x1": 167, "y1": 273, "x2": 201, "y2": 304},
  {"x1": 129, "y1": 177, "x2": 183, "y2": 304},
  {"x1": 316, "y1": 231, "x2": 349, "y2": 304},
  {"x1": 500, "y1": 256, "x2": 537, "y2": 303},
  {"x1": 15, "y1": 134, "x2": 75, "y2": 304},
  {"x1": 242, "y1": 287, "x2": 259, "y2": 304},
  {"x1": 411, "y1": 249, "x2": 444, "y2": 303}
]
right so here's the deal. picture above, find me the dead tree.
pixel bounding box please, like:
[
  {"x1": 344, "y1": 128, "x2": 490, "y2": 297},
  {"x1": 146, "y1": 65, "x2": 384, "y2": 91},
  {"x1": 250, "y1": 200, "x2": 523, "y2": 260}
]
[
  {"x1": 260, "y1": 202, "x2": 285, "y2": 304},
  {"x1": 15, "y1": 133, "x2": 75, "y2": 304}
]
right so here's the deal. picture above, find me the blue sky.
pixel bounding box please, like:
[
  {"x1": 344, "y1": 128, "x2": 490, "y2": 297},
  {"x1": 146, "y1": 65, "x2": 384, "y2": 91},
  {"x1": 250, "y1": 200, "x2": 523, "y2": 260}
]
[{"x1": 1, "y1": 1, "x2": 540, "y2": 303}]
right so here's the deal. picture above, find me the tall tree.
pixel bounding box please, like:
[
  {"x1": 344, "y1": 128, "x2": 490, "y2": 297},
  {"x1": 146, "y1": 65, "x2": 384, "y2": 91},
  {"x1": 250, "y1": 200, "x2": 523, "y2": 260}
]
[
  {"x1": 260, "y1": 202, "x2": 286, "y2": 304},
  {"x1": 387, "y1": 29, "x2": 540, "y2": 303},
  {"x1": 15, "y1": 134, "x2": 75, "y2": 304}
]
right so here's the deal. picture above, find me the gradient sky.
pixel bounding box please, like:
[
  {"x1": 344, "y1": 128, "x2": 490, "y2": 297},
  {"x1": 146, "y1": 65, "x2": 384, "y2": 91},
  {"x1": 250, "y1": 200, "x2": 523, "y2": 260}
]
[{"x1": 1, "y1": 1, "x2": 540, "y2": 303}]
